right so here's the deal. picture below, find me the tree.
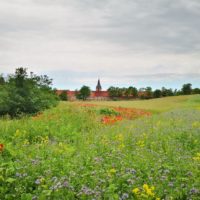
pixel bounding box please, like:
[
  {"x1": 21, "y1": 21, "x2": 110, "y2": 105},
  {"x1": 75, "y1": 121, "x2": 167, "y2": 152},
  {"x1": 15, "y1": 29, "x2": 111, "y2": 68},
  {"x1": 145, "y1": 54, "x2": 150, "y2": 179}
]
[
  {"x1": 124, "y1": 86, "x2": 138, "y2": 98},
  {"x1": 59, "y1": 90, "x2": 68, "y2": 101},
  {"x1": 192, "y1": 88, "x2": 200, "y2": 94},
  {"x1": 161, "y1": 87, "x2": 167, "y2": 97},
  {"x1": 129, "y1": 87, "x2": 138, "y2": 97},
  {"x1": 77, "y1": 85, "x2": 91, "y2": 100},
  {"x1": 107, "y1": 86, "x2": 114, "y2": 97},
  {"x1": 0, "y1": 74, "x2": 5, "y2": 85},
  {"x1": 145, "y1": 87, "x2": 153, "y2": 99},
  {"x1": 108, "y1": 87, "x2": 118, "y2": 98},
  {"x1": 153, "y1": 89, "x2": 162, "y2": 98},
  {"x1": 0, "y1": 67, "x2": 58, "y2": 117},
  {"x1": 182, "y1": 83, "x2": 192, "y2": 95}
]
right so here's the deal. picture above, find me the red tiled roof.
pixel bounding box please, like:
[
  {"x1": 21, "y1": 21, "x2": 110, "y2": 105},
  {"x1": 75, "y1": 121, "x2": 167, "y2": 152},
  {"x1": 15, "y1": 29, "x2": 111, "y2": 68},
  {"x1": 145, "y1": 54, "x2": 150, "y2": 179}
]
[{"x1": 56, "y1": 90, "x2": 109, "y2": 98}]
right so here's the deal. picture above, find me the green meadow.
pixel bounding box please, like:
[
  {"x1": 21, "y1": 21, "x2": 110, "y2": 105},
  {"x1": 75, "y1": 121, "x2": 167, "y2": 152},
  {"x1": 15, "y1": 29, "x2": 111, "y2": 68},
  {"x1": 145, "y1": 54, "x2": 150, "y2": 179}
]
[
  {"x1": 83, "y1": 95, "x2": 200, "y2": 113},
  {"x1": 0, "y1": 95, "x2": 200, "y2": 199}
]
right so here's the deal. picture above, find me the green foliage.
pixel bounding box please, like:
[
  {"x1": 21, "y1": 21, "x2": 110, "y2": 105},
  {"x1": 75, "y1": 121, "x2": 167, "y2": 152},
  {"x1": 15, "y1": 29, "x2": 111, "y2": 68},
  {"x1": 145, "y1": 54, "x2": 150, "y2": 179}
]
[
  {"x1": 124, "y1": 87, "x2": 138, "y2": 98},
  {"x1": 108, "y1": 86, "x2": 137, "y2": 98},
  {"x1": 0, "y1": 74, "x2": 5, "y2": 85},
  {"x1": 0, "y1": 68, "x2": 58, "y2": 117},
  {"x1": 99, "y1": 108, "x2": 119, "y2": 116},
  {"x1": 153, "y1": 89, "x2": 162, "y2": 98},
  {"x1": 0, "y1": 99, "x2": 200, "y2": 199},
  {"x1": 59, "y1": 90, "x2": 68, "y2": 101},
  {"x1": 76, "y1": 85, "x2": 91, "y2": 100},
  {"x1": 182, "y1": 83, "x2": 192, "y2": 95},
  {"x1": 108, "y1": 86, "x2": 121, "y2": 98},
  {"x1": 192, "y1": 88, "x2": 200, "y2": 94},
  {"x1": 145, "y1": 87, "x2": 153, "y2": 99},
  {"x1": 161, "y1": 87, "x2": 174, "y2": 97}
]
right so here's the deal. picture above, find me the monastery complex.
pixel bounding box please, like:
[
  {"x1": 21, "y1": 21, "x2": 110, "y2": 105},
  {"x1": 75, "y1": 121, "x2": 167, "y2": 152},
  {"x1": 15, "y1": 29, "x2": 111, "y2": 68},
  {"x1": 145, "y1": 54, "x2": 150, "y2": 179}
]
[{"x1": 56, "y1": 79, "x2": 109, "y2": 100}]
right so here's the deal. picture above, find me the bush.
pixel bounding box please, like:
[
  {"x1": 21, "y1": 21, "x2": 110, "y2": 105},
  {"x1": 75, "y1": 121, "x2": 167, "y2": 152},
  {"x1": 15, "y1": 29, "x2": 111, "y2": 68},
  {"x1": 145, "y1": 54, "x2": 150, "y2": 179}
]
[
  {"x1": 59, "y1": 90, "x2": 68, "y2": 101},
  {"x1": 0, "y1": 68, "x2": 58, "y2": 117},
  {"x1": 99, "y1": 108, "x2": 119, "y2": 116}
]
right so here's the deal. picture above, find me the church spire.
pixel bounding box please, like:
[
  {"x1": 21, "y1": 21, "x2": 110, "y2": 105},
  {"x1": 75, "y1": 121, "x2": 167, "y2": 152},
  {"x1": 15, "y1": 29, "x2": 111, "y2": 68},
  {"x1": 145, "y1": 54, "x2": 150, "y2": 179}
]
[{"x1": 96, "y1": 79, "x2": 102, "y2": 92}]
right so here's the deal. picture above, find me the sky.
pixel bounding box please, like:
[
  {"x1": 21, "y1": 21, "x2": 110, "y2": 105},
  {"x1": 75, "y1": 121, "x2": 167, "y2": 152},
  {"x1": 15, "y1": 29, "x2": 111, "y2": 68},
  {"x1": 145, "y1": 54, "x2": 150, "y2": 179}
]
[{"x1": 0, "y1": 0, "x2": 200, "y2": 90}]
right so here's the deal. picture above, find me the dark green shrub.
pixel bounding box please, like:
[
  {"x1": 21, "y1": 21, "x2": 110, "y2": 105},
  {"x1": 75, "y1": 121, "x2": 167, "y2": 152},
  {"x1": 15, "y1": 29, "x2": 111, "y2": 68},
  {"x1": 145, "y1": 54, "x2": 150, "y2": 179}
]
[
  {"x1": 0, "y1": 68, "x2": 58, "y2": 117},
  {"x1": 59, "y1": 90, "x2": 68, "y2": 101}
]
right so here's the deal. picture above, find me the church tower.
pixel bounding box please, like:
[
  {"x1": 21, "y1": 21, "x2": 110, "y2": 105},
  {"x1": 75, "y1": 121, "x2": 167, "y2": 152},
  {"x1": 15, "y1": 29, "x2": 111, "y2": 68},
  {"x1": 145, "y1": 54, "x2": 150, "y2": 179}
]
[{"x1": 96, "y1": 79, "x2": 102, "y2": 92}]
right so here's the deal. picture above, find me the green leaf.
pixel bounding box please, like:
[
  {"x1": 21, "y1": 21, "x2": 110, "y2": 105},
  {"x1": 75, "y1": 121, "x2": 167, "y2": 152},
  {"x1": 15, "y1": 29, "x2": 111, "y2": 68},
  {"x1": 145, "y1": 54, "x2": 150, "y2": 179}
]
[
  {"x1": 21, "y1": 193, "x2": 32, "y2": 200},
  {"x1": 6, "y1": 177, "x2": 16, "y2": 183}
]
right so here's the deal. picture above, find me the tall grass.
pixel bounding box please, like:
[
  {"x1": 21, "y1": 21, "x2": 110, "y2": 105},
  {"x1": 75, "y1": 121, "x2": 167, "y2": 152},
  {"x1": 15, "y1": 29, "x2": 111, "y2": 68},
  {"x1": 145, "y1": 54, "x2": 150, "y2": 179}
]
[{"x1": 0, "y1": 96, "x2": 200, "y2": 199}]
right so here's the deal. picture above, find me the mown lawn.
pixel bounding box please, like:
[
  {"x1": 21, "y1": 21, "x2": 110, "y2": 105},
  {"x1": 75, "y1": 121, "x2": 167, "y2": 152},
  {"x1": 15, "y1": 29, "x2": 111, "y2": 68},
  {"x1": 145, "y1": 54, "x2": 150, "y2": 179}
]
[{"x1": 0, "y1": 95, "x2": 200, "y2": 199}]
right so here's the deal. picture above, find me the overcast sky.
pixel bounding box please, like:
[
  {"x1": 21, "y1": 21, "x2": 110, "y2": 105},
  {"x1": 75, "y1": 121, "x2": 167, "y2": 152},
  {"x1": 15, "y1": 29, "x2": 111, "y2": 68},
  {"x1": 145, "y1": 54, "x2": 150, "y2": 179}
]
[{"x1": 0, "y1": 0, "x2": 200, "y2": 90}]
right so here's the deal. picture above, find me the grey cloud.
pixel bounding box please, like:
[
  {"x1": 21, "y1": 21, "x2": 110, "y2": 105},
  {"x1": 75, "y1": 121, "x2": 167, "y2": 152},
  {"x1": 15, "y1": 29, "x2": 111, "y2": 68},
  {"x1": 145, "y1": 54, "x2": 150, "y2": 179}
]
[
  {"x1": 125, "y1": 73, "x2": 200, "y2": 80},
  {"x1": 2, "y1": 0, "x2": 200, "y2": 54},
  {"x1": 0, "y1": 0, "x2": 199, "y2": 89}
]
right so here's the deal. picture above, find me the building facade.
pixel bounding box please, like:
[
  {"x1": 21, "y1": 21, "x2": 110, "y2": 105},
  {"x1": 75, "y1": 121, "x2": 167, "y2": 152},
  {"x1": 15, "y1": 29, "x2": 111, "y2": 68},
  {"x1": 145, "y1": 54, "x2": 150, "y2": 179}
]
[{"x1": 56, "y1": 79, "x2": 109, "y2": 101}]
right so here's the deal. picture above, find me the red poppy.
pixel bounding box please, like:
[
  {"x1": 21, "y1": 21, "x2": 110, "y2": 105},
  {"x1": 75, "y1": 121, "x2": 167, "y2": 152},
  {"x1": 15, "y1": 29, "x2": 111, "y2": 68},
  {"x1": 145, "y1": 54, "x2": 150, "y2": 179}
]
[
  {"x1": 102, "y1": 115, "x2": 123, "y2": 125},
  {"x1": 0, "y1": 144, "x2": 4, "y2": 152}
]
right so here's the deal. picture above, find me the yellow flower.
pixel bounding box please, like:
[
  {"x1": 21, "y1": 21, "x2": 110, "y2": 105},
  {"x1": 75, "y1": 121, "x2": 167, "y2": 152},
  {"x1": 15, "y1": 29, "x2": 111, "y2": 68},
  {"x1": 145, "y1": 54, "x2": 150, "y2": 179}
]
[
  {"x1": 132, "y1": 188, "x2": 140, "y2": 195},
  {"x1": 192, "y1": 121, "x2": 200, "y2": 128},
  {"x1": 143, "y1": 184, "x2": 155, "y2": 197},
  {"x1": 193, "y1": 153, "x2": 200, "y2": 161},
  {"x1": 14, "y1": 129, "x2": 21, "y2": 137},
  {"x1": 143, "y1": 184, "x2": 149, "y2": 190},
  {"x1": 23, "y1": 139, "x2": 30, "y2": 145},
  {"x1": 146, "y1": 188, "x2": 155, "y2": 197},
  {"x1": 119, "y1": 143, "x2": 125, "y2": 149},
  {"x1": 109, "y1": 168, "x2": 117, "y2": 174},
  {"x1": 117, "y1": 134, "x2": 124, "y2": 141},
  {"x1": 156, "y1": 198, "x2": 160, "y2": 200},
  {"x1": 136, "y1": 140, "x2": 145, "y2": 147}
]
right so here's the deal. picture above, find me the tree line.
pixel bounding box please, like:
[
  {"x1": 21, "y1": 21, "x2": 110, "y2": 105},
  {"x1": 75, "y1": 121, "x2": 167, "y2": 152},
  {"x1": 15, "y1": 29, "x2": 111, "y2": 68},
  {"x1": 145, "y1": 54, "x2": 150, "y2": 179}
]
[
  {"x1": 107, "y1": 83, "x2": 199, "y2": 99},
  {"x1": 59, "y1": 83, "x2": 200, "y2": 101}
]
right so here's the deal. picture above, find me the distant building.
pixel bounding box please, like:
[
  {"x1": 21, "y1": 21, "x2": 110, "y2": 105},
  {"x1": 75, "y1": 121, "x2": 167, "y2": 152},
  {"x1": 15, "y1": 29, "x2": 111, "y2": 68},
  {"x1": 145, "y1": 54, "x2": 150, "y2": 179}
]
[{"x1": 56, "y1": 79, "x2": 109, "y2": 101}]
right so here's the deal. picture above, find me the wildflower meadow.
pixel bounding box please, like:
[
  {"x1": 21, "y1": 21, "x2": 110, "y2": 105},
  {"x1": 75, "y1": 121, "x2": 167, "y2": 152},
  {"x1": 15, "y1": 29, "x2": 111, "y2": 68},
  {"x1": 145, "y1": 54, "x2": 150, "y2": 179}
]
[{"x1": 0, "y1": 95, "x2": 200, "y2": 199}]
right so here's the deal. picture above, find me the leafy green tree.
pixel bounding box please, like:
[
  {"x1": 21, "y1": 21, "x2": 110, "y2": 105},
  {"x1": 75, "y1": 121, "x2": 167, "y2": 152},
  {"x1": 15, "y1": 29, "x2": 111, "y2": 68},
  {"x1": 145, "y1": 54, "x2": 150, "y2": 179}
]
[
  {"x1": 153, "y1": 89, "x2": 162, "y2": 98},
  {"x1": 182, "y1": 83, "x2": 192, "y2": 95},
  {"x1": 77, "y1": 85, "x2": 91, "y2": 100},
  {"x1": 161, "y1": 87, "x2": 167, "y2": 97},
  {"x1": 108, "y1": 87, "x2": 118, "y2": 97},
  {"x1": 192, "y1": 88, "x2": 200, "y2": 94},
  {"x1": 124, "y1": 87, "x2": 138, "y2": 98},
  {"x1": 121, "y1": 87, "x2": 127, "y2": 97},
  {"x1": 145, "y1": 87, "x2": 153, "y2": 99},
  {"x1": 124, "y1": 88, "x2": 130, "y2": 97},
  {"x1": 0, "y1": 74, "x2": 5, "y2": 85},
  {"x1": 117, "y1": 87, "x2": 123, "y2": 97},
  {"x1": 130, "y1": 86, "x2": 138, "y2": 97},
  {"x1": 161, "y1": 87, "x2": 174, "y2": 97},
  {"x1": 107, "y1": 87, "x2": 124, "y2": 98},
  {"x1": 0, "y1": 67, "x2": 58, "y2": 117},
  {"x1": 59, "y1": 90, "x2": 68, "y2": 101}
]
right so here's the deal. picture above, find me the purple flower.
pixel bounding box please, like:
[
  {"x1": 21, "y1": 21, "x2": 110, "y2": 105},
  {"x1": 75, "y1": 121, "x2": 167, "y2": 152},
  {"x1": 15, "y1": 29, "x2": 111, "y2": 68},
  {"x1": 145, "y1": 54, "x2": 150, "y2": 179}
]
[
  {"x1": 35, "y1": 179, "x2": 41, "y2": 185},
  {"x1": 190, "y1": 188, "x2": 199, "y2": 195},
  {"x1": 120, "y1": 193, "x2": 129, "y2": 200},
  {"x1": 168, "y1": 182, "x2": 174, "y2": 187}
]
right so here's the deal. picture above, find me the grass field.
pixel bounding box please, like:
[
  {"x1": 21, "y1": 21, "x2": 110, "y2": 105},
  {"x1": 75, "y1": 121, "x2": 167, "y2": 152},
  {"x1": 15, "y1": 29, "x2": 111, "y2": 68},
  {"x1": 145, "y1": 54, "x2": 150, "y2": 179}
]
[
  {"x1": 0, "y1": 95, "x2": 200, "y2": 199},
  {"x1": 78, "y1": 95, "x2": 200, "y2": 113}
]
